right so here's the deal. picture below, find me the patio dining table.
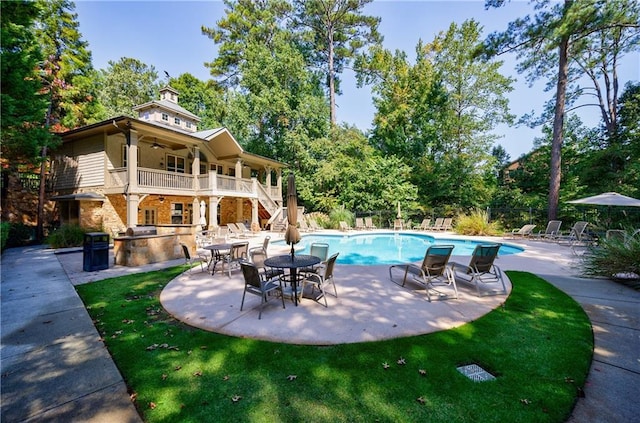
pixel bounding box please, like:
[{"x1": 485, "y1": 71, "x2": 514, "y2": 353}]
[
  {"x1": 264, "y1": 254, "x2": 321, "y2": 306},
  {"x1": 203, "y1": 242, "x2": 232, "y2": 275}
]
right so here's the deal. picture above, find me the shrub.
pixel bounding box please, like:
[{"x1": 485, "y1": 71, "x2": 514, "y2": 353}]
[
  {"x1": 581, "y1": 231, "x2": 640, "y2": 285},
  {"x1": 328, "y1": 206, "x2": 354, "y2": 230},
  {"x1": 0, "y1": 222, "x2": 10, "y2": 252},
  {"x1": 4, "y1": 223, "x2": 36, "y2": 248},
  {"x1": 454, "y1": 209, "x2": 502, "y2": 236},
  {"x1": 45, "y1": 224, "x2": 86, "y2": 248},
  {"x1": 306, "y1": 211, "x2": 330, "y2": 228}
]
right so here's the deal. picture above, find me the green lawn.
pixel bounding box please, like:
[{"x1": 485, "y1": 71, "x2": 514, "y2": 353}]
[{"x1": 77, "y1": 268, "x2": 593, "y2": 423}]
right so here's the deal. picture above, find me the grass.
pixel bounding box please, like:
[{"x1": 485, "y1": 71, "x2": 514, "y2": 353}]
[{"x1": 76, "y1": 268, "x2": 593, "y2": 423}]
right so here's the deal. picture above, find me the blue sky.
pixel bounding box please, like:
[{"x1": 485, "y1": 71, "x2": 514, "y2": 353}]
[{"x1": 74, "y1": 0, "x2": 639, "y2": 160}]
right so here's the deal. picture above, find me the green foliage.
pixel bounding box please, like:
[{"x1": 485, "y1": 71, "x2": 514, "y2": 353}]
[
  {"x1": 454, "y1": 209, "x2": 502, "y2": 236},
  {"x1": 305, "y1": 211, "x2": 329, "y2": 228},
  {"x1": 3, "y1": 223, "x2": 36, "y2": 248},
  {"x1": 328, "y1": 206, "x2": 353, "y2": 229},
  {"x1": 581, "y1": 231, "x2": 640, "y2": 284},
  {"x1": 97, "y1": 57, "x2": 159, "y2": 118},
  {"x1": 45, "y1": 224, "x2": 86, "y2": 248},
  {"x1": 0, "y1": 222, "x2": 10, "y2": 252},
  {"x1": 76, "y1": 270, "x2": 592, "y2": 422}
]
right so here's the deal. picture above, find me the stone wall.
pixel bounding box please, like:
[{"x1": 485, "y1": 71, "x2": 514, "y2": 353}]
[{"x1": 113, "y1": 232, "x2": 195, "y2": 267}]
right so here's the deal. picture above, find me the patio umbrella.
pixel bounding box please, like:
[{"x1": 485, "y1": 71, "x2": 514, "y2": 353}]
[
  {"x1": 567, "y1": 192, "x2": 640, "y2": 207},
  {"x1": 285, "y1": 173, "x2": 301, "y2": 258},
  {"x1": 199, "y1": 200, "x2": 207, "y2": 226},
  {"x1": 396, "y1": 201, "x2": 402, "y2": 219}
]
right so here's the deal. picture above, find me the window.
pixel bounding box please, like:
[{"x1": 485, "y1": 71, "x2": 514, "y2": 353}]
[
  {"x1": 60, "y1": 201, "x2": 80, "y2": 226},
  {"x1": 122, "y1": 145, "x2": 140, "y2": 167},
  {"x1": 166, "y1": 155, "x2": 185, "y2": 173},
  {"x1": 174, "y1": 117, "x2": 181, "y2": 125},
  {"x1": 186, "y1": 121, "x2": 192, "y2": 129},
  {"x1": 143, "y1": 112, "x2": 149, "y2": 120},
  {"x1": 143, "y1": 208, "x2": 157, "y2": 225},
  {"x1": 162, "y1": 113, "x2": 168, "y2": 121},
  {"x1": 171, "y1": 203, "x2": 183, "y2": 224}
]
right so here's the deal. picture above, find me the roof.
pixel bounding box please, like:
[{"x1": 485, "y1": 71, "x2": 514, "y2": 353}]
[{"x1": 133, "y1": 99, "x2": 201, "y2": 122}]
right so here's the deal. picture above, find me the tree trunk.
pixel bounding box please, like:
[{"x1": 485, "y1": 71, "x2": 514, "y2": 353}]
[
  {"x1": 548, "y1": 35, "x2": 570, "y2": 221},
  {"x1": 328, "y1": 33, "x2": 337, "y2": 126},
  {"x1": 36, "y1": 146, "x2": 47, "y2": 242}
]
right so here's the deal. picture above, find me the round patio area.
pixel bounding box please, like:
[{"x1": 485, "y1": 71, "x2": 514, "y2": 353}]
[{"x1": 160, "y1": 260, "x2": 512, "y2": 345}]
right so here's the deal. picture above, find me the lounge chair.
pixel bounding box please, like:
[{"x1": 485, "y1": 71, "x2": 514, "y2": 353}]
[
  {"x1": 505, "y1": 224, "x2": 537, "y2": 239},
  {"x1": 339, "y1": 221, "x2": 352, "y2": 231},
  {"x1": 355, "y1": 217, "x2": 366, "y2": 230},
  {"x1": 388, "y1": 245, "x2": 457, "y2": 302},
  {"x1": 235, "y1": 222, "x2": 253, "y2": 237},
  {"x1": 558, "y1": 221, "x2": 589, "y2": 245},
  {"x1": 226, "y1": 223, "x2": 241, "y2": 238},
  {"x1": 430, "y1": 218, "x2": 445, "y2": 231},
  {"x1": 364, "y1": 217, "x2": 377, "y2": 230},
  {"x1": 308, "y1": 218, "x2": 323, "y2": 231},
  {"x1": 534, "y1": 220, "x2": 562, "y2": 241},
  {"x1": 298, "y1": 218, "x2": 311, "y2": 232},
  {"x1": 450, "y1": 244, "x2": 507, "y2": 297},
  {"x1": 441, "y1": 218, "x2": 453, "y2": 231},
  {"x1": 393, "y1": 219, "x2": 404, "y2": 230},
  {"x1": 413, "y1": 219, "x2": 431, "y2": 230}
]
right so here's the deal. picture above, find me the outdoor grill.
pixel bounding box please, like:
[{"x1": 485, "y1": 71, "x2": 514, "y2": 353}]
[{"x1": 125, "y1": 226, "x2": 157, "y2": 237}]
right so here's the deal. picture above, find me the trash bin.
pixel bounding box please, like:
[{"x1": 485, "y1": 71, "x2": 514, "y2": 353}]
[{"x1": 83, "y1": 232, "x2": 109, "y2": 271}]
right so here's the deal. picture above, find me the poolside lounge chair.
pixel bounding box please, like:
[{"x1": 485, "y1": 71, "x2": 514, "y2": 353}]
[
  {"x1": 355, "y1": 217, "x2": 366, "y2": 230},
  {"x1": 413, "y1": 219, "x2": 431, "y2": 230},
  {"x1": 298, "y1": 218, "x2": 311, "y2": 232},
  {"x1": 534, "y1": 220, "x2": 562, "y2": 241},
  {"x1": 226, "y1": 223, "x2": 241, "y2": 238},
  {"x1": 364, "y1": 217, "x2": 377, "y2": 230},
  {"x1": 235, "y1": 222, "x2": 254, "y2": 237},
  {"x1": 441, "y1": 218, "x2": 453, "y2": 231},
  {"x1": 450, "y1": 244, "x2": 507, "y2": 297},
  {"x1": 388, "y1": 245, "x2": 457, "y2": 302},
  {"x1": 308, "y1": 218, "x2": 323, "y2": 231},
  {"x1": 302, "y1": 253, "x2": 339, "y2": 307},
  {"x1": 505, "y1": 224, "x2": 537, "y2": 239},
  {"x1": 393, "y1": 219, "x2": 404, "y2": 230},
  {"x1": 240, "y1": 261, "x2": 286, "y2": 319},
  {"x1": 339, "y1": 221, "x2": 352, "y2": 231},
  {"x1": 430, "y1": 218, "x2": 445, "y2": 231},
  {"x1": 558, "y1": 221, "x2": 589, "y2": 245}
]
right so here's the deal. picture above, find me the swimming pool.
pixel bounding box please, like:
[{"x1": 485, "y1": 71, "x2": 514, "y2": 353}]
[{"x1": 273, "y1": 232, "x2": 523, "y2": 265}]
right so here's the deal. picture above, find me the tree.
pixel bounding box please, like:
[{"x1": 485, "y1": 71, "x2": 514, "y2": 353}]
[
  {"x1": 98, "y1": 57, "x2": 159, "y2": 118},
  {"x1": 483, "y1": 0, "x2": 640, "y2": 220},
  {"x1": 168, "y1": 73, "x2": 226, "y2": 130},
  {"x1": 1, "y1": 0, "x2": 51, "y2": 165},
  {"x1": 292, "y1": 0, "x2": 382, "y2": 126}
]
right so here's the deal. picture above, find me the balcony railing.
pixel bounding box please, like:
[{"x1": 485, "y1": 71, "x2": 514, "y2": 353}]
[{"x1": 107, "y1": 167, "x2": 280, "y2": 201}]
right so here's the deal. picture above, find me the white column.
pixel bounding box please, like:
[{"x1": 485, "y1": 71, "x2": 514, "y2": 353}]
[{"x1": 126, "y1": 130, "x2": 139, "y2": 227}]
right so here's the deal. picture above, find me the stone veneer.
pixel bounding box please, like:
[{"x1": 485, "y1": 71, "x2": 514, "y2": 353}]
[{"x1": 113, "y1": 224, "x2": 197, "y2": 267}]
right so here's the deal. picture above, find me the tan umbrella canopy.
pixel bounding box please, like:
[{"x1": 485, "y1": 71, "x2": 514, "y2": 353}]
[
  {"x1": 285, "y1": 173, "x2": 301, "y2": 258},
  {"x1": 396, "y1": 201, "x2": 402, "y2": 219}
]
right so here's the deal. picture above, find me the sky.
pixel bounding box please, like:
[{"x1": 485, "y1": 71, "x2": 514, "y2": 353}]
[{"x1": 74, "y1": 0, "x2": 639, "y2": 160}]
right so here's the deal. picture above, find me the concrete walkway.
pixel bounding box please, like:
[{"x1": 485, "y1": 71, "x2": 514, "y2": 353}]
[{"x1": 1, "y1": 233, "x2": 639, "y2": 422}]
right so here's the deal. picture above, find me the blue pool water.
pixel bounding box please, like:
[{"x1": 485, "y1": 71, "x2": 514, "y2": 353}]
[{"x1": 273, "y1": 233, "x2": 523, "y2": 265}]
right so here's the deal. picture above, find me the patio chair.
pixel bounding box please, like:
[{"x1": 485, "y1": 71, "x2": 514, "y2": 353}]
[
  {"x1": 430, "y1": 218, "x2": 445, "y2": 231},
  {"x1": 300, "y1": 242, "x2": 330, "y2": 275},
  {"x1": 505, "y1": 224, "x2": 537, "y2": 239},
  {"x1": 224, "y1": 241, "x2": 249, "y2": 276},
  {"x1": 364, "y1": 217, "x2": 377, "y2": 230},
  {"x1": 302, "y1": 253, "x2": 339, "y2": 307},
  {"x1": 393, "y1": 219, "x2": 404, "y2": 230},
  {"x1": 339, "y1": 221, "x2": 352, "y2": 231},
  {"x1": 413, "y1": 219, "x2": 431, "y2": 230},
  {"x1": 441, "y1": 218, "x2": 453, "y2": 231},
  {"x1": 450, "y1": 244, "x2": 507, "y2": 297},
  {"x1": 249, "y1": 248, "x2": 284, "y2": 281},
  {"x1": 226, "y1": 223, "x2": 241, "y2": 238},
  {"x1": 388, "y1": 244, "x2": 457, "y2": 302},
  {"x1": 180, "y1": 243, "x2": 208, "y2": 273},
  {"x1": 249, "y1": 236, "x2": 271, "y2": 256},
  {"x1": 240, "y1": 261, "x2": 286, "y2": 319},
  {"x1": 534, "y1": 220, "x2": 562, "y2": 241},
  {"x1": 355, "y1": 217, "x2": 366, "y2": 230}
]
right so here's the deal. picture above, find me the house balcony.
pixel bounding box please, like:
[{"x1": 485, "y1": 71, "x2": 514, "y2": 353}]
[{"x1": 106, "y1": 167, "x2": 281, "y2": 214}]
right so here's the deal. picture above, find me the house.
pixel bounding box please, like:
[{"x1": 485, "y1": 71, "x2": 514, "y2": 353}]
[{"x1": 51, "y1": 86, "x2": 287, "y2": 236}]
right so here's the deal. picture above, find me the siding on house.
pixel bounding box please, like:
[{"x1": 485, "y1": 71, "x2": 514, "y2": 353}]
[{"x1": 52, "y1": 134, "x2": 105, "y2": 189}]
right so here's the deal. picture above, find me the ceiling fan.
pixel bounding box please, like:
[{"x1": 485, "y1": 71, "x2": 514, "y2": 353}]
[{"x1": 150, "y1": 139, "x2": 166, "y2": 149}]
